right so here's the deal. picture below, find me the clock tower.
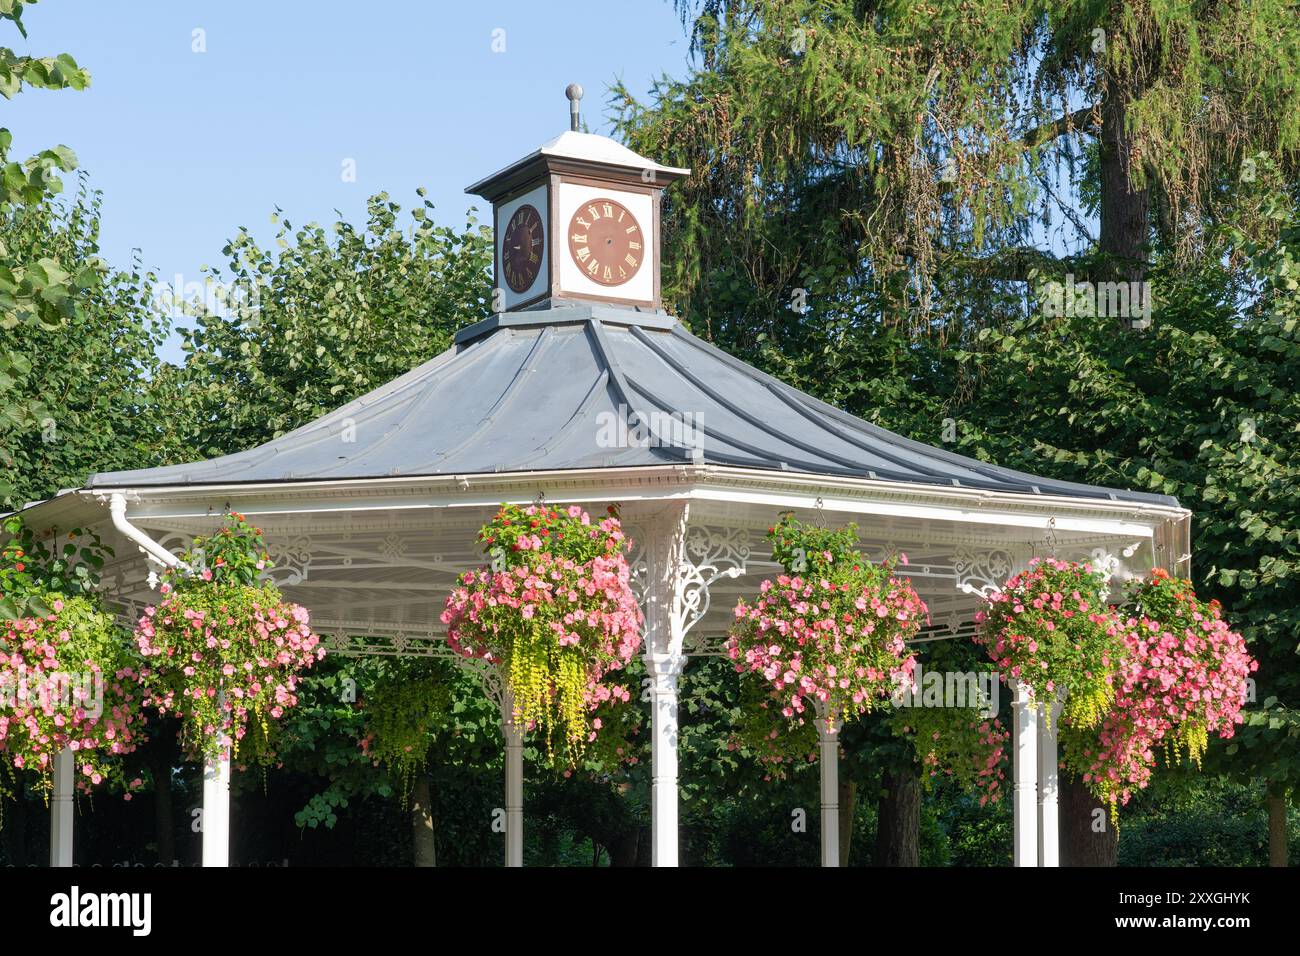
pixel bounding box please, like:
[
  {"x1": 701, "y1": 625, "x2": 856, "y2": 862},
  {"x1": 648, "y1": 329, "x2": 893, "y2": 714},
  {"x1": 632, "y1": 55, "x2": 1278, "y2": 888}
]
[{"x1": 466, "y1": 84, "x2": 690, "y2": 312}]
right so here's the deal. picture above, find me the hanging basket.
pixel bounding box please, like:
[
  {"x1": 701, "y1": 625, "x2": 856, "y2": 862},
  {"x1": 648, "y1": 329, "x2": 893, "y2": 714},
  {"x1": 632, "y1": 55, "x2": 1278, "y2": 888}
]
[
  {"x1": 974, "y1": 557, "x2": 1123, "y2": 730},
  {"x1": 0, "y1": 595, "x2": 146, "y2": 798},
  {"x1": 441, "y1": 503, "x2": 643, "y2": 767},
  {"x1": 1063, "y1": 568, "x2": 1257, "y2": 815},
  {"x1": 133, "y1": 514, "x2": 324, "y2": 767},
  {"x1": 727, "y1": 513, "x2": 922, "y2": 729}
]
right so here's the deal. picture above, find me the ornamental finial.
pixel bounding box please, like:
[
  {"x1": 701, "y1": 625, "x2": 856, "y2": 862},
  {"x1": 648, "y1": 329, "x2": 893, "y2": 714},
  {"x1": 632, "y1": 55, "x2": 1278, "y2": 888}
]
[{"x1": 565, "y1": 83, "x2": 583, "y2": 131}]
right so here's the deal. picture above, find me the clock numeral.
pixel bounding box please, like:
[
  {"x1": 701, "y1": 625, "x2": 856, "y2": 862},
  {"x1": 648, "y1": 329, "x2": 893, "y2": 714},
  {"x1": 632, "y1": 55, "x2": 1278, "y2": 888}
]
[
  {"x1": 572, "y1": 233, "x2": 587, "y2": 244},
  {"x1": 603, "y1": 265, "x2": 613, "y2": 281},
  {"x1": 628, "y1": 241, "x2": 642, "y2": 251},
  {"x1": 602, "y1": 203, "x2": 614, "y2": 217},
  {"x1": 575, "y1": 247, "x2": 591, "y2": 263},
  {"x1": 576, "y1": 216, "x2": 590, "y2": 229},
  {"x1": 625, "y1": 253, "x2": 638, "y2": 267},
  {"x1": 586, "y1": 258, "x2": 600, "y2": 276},
  {"x1": 626, "y1": 225, "x2": 639, "y2": 234},
  {"x1": 587, "y1": 205, "x2": 602, "y2": 220}
]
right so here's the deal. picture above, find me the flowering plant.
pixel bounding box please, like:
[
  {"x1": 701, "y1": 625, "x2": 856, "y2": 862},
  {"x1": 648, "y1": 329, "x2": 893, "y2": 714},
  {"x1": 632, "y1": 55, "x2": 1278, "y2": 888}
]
[
  {"x1": 441, "y1": 503, "x2": 642, "y2": 766},
  {"x1": 974, "y1": 557, "x2": 1121, "y2": 729},
  {"x1": 0, "y1": 595, "x2": 146, "y2": 798},
  {"x1": 727, "y1": 675, "x2": 819, "y2": 781},
  {"x1": 891, "y1": 704, "x2": 1008, "y2": 805},
  {"x1": 1063, "y1": 568, "x2": 1257, "y2": 814},
  {"x1": 134, "y1": 513, "x2": 324, "y2": 766},
  {"x1": 727, "y1": 514, "x2": 922, "y2": 728}
]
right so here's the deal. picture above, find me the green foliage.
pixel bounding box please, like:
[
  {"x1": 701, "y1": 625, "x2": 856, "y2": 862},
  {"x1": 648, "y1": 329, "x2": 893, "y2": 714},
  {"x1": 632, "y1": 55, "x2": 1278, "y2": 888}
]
[
  {"x1": 0, "y1": 177, "x2": 171, "y2": 509},
  {"x1": 168, "y1": 512, "x2": 272, "y2": 589},
  {"x1": 173, "y1": 193, "x2": 491, "y2": 458},
  {"x1": 0, "y1": 514, "x2": 112, "y2": 619},
  {"x1": 361, "y1": 657, "x2": 454, "y2": 803},
  {"x1": 766, "y1": 511, "x2": 861, "y2": 577},
  {"x1": 282, "y1": 655, "x2": 501, "y2": 836},
  {"x1": 1117, "y1": 776, "x2": 1299, "y2": 866},
  {"x1": 626, "y1": 1, "x2": 1300, "y2": 337}
]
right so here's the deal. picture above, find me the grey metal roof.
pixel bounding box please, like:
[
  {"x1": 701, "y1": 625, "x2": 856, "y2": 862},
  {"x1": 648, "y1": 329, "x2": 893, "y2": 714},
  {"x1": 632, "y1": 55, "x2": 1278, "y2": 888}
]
[{"x1": 85, "y1": 304, "x2": 1177, "y2": 507}]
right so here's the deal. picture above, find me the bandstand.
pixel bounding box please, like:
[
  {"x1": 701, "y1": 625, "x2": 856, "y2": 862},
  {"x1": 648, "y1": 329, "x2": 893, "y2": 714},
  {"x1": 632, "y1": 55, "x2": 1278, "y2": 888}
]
[{"x1": 15, "y1": 90, "x2": 1190, "y2": 868}]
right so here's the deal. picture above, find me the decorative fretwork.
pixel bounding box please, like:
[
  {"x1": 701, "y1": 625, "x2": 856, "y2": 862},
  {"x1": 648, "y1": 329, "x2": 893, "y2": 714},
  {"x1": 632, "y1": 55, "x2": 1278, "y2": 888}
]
[
  {"x1": 682, "y1": 631, "x2": 729, "y2": 657},
  {"x1": 953, "y1": 546, "x2": 1017, "y2": 598},
  {"x1": 453, "y1": 656, "x2": 506, "y2": 712},
  {"x1": 318, "y1": 622, "x2": 451, "y2": 660},
  {"x1": 680, "y1": 524, "x2": 750, "y2": 637},
  {"x1": 267, "y1": 535, "x2": 313, "y2": 586},
  {"x1": 377, "y1": 532, "x2": 408, "y2": 563}
]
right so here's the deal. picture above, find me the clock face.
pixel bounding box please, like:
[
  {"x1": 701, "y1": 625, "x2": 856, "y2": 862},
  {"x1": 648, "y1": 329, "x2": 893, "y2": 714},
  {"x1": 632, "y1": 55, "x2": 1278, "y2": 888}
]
[
  {"x1": 501, "y1": 203, "x2": 544, "y2": 293},
  {"x1": 567, "y1": 197, "x2": 644, "y2": 287}
]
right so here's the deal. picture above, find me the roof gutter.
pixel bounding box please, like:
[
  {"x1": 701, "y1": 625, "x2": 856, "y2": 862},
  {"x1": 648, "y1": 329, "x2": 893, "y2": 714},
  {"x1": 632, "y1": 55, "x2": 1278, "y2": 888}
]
[
  {"x1": 82, "y1": 463, "x2": 1190, "y2": 523},
  {"x1": 108, "y1": 492, "x2": 187, "y2": 571}
]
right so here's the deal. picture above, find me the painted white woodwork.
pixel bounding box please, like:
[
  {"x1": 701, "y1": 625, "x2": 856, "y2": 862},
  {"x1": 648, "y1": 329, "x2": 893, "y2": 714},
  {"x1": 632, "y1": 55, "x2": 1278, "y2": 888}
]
[
  {"x1": 1012, "y1": 681, "x2": 1039, "y2": 867},
  {"x1": 503, "y1": 688, "x2": 524, "y2": 868},
  {"x1": 49, "y1": 747, "x2": 74, "y2": 867},
  {"x1": 816, "y1": 715, "x2": 843, "y2": 867},
  {"x1": 1038, "y1": 698, "x2": 1062, "y2": 867},
  {"x1": 202, "y1": 741, "x2": 231, "y2": 867}
]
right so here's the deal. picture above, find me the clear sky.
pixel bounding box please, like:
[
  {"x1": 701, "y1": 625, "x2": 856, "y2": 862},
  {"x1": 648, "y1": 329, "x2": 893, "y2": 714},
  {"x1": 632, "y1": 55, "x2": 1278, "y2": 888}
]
[{"x1": 4, "y1": 0, "x2": 693, "y2": 359}]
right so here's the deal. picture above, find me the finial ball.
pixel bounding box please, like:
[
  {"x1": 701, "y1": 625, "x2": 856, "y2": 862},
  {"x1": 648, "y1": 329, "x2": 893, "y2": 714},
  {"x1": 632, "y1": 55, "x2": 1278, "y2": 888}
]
[{"x1": 565, "y1": 83, "x2": 584, "y2": 102}]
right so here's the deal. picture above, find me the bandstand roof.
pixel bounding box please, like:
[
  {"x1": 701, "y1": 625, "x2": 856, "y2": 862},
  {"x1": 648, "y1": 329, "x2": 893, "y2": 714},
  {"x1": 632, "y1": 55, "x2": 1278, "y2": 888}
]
[{"x1": 84, "y1": 304, "x2": 1177, "y2": 509}]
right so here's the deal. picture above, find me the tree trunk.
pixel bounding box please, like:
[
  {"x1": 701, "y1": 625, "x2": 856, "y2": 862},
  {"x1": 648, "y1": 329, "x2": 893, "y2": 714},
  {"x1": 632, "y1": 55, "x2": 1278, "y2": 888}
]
[
  {"x1": 1098, "y1": 80, "x2": 1150, "y2": 291},
  {"x1": 411, "y1": 777, "x2": 436, "y2": 867},
  {"x1": 152, "y1": 757, "x2": 175, "y2": 865},
  {"x1": 838, "y1": 778, "x2": 856, "y2": 865},
  {"x1": 873, "y1": 767, "x2": 919, "y2": 866},
  {"x1": 608, "y1": 827, "x2": 640, "y2": 866},
  {"x1": 1267, "y1": 785, "x2": 1288, "y2": 868},
  {"x1": 1060, "y1": 775, "x2": 1117, "y2": 866},
  {"x1": 634, "y1": 824, "x2": 652, "y2": 866}
]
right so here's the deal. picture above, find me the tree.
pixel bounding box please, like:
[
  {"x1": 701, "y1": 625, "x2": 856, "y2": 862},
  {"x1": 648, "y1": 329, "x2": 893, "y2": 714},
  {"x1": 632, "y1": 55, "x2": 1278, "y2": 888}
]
[
  {"x1": 953, "y1": 183, "x2": 1300, "y2": 862},
  {"x1": 617, "y1": 0, "x2": 1300, "y2": 865},
  {"x1": 174, "y1": 192, "x2": 492, "y2": 458},
  {"x1": 0, "y1": 176, "x2": 171, "y2": 509},
  {"x1": 0, "y1": 1, "x2": 159, "y2": 509}
]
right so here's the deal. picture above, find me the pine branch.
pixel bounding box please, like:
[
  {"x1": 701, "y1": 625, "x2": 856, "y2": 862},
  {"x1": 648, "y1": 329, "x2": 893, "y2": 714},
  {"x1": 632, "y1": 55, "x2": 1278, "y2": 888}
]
[{"x1": 1020, "y1": 106, "x2": 1099, "y2": 150}]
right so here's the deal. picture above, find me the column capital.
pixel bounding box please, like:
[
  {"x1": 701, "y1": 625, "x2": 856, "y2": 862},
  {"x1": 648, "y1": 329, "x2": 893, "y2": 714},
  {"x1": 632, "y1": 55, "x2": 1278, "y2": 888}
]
[{"x1": 644, "y1": 651, "x2": 686, "y2": 685}]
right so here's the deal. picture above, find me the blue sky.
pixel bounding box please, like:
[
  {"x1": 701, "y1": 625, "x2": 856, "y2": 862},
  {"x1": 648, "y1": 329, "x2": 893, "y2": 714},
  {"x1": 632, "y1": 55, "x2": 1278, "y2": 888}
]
[{"x1": 5, "y1": 1, "x2": 693, "y2": 359}]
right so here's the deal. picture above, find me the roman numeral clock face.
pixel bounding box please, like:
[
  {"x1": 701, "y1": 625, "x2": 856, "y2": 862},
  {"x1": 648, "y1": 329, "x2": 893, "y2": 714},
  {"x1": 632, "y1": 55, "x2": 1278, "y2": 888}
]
[
  {"x1": 567, "y1": 198, "x2": 644, "y2": 286},
  {"x1": 501, "y1": 203, "x2": 544, "y2": 293}
]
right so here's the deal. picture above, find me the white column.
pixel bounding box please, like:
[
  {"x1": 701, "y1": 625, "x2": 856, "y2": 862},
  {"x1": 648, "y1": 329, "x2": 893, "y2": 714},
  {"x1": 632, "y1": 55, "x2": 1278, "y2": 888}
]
[
  {"x1": 203, "y1": 691, "x2": 232, "y2": 868},
  {"x1": 502, "y1": 690, "x2": 524, "y2": 868},
  {"x1": 817, "y1": 717, "x2": 842, "y2": 867},
  {"x1": 646, "y1": 652, "x2": 685, "y2": 867},
  {"x1": 1037, "y1": 699, "x2": 1061, "y2": 867},
  {"x1": 1011, "y1": 681, "x2": 1039, "y2": 867},
  {"x1": 636, "y1": 503, "x2": 691, "y2": 868},
  {"x1": 49, "y1": 747, "x2": 74, "y2": 867},
  {"x1": 201, "y1": 745, "x2": 231, "y2": 867}
]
